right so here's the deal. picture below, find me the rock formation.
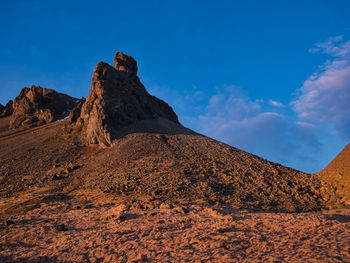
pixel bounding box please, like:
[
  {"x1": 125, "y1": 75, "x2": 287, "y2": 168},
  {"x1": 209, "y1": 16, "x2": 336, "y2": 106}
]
[
  {"x1": 0, "y1": 100, "x2": 13, "y2": 117},
  {"x1": 66, "y1": 52, "x2": 180, "y2": 146},
  {"x1": 0, "y1": 51, "x2": 340, "y2": 213},
  {"x1": 0, "y1": 103, "x2": 4, "y2": 115},
  {"x1": 9, "y1": 85, "x2": 78, "y2": 129}
]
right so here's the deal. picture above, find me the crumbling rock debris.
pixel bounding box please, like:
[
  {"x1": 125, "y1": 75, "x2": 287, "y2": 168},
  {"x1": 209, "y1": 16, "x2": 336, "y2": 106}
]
[
  {"x1": 9, "y1": 85, "x2": 78, "y2": 129},
  {"x1": 66, "y1": 52, "x2": 180, "y2": 146}
]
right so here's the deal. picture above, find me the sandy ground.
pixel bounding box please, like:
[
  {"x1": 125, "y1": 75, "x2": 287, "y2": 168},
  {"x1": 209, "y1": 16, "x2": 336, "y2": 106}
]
[{"x1": 0, "y1": 189, "x2": 349, "y2": 263}]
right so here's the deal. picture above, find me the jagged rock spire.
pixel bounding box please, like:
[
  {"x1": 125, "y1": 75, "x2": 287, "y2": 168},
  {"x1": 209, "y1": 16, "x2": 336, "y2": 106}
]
[
  {"x1": 66, "y1": 52, "x2": 179, "y2": 146},
  {"x1": 113, "y1": 52, "x2": 138, "y2": 75}
]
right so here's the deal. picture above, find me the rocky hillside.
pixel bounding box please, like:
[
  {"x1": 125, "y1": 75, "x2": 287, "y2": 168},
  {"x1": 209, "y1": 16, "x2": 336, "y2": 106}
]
[
  {"x1": 318, "y1": 143, "x2": 350, "y2": 206},
  {"x1": 0, "y1": 52, "x2": 342, "y2": 212},
  {"x1": 9, "y1": 85, "x2": 78, "y2": 129}
]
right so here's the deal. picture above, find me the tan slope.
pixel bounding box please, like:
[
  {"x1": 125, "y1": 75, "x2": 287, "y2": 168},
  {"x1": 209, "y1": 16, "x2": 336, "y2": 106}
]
[{"x1": 318, "y1": 143, "x2": 350, "y2": 206}]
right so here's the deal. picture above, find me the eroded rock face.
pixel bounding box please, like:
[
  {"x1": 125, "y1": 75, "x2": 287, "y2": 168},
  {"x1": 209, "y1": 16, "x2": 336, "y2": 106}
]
[
  {"x1": 0, "y1": 100, "x2": 13, "y2": 117},
  {"x1": 66, "y1": 52, "x2": 179, "y2": 146},
  {"x1": 113, "y1": 52, "x2": 138, "y2": 75},
  {"x1": 9, "y1": 86, "x2": 78, "y2": 129}
]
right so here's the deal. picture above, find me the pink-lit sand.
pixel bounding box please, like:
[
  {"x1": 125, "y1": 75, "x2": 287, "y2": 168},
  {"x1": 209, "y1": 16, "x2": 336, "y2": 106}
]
[{"x1": 1, "y1": 190, "x2": 349, "y2": 262}]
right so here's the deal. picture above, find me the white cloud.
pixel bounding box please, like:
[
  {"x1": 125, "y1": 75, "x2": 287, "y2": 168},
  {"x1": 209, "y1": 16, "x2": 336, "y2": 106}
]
[
  {"x1": 191, "y1": 86, "x2": 308, "y2": 168},
  {"x1": 185, "y1": 85, "x2": 336, "y2": 173},
  {"x1": 146, "y1": 58, "x2": 347, "y2": 172},
  {"x1": 269, "y1": 99, "x2": 285, "y2": 108},
  {"x1": 204, "y1": 85, "x2": 261, "y2": 120},
  {"x1": 296, "y1": 121, "x2": 315, "y2": 129},
  {"x1": 292, "y1": 36, "x2": 350, "y2": 140}
]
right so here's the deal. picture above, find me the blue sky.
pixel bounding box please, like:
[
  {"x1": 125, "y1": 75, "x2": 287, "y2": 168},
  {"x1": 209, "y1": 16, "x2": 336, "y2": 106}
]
[{"x1": 1, "y1": 0, "x2": 349, "y2": 172}]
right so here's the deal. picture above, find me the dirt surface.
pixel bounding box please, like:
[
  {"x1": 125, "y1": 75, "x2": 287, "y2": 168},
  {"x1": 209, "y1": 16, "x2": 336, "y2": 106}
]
[
  {"x1": 0, "y1": 189, "x2": 349, "y2": 263},
  {"x1": 0, "y1": 119, "x2": 81, "y2": 198}
]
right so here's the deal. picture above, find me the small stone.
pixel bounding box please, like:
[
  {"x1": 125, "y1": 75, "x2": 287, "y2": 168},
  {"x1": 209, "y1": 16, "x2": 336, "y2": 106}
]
[
  {"x1": 52, "y1": 223, "x2": 67, "y2": 231},
  {"x1": 159, "y1": 203, "x2": 173, "y2": 210},
  {"x1": 172, "y1": 206, "x2": 189, "y2": 214},
  {"x1": 5, "y1": 220, "x2": 15, "y2": 226}
]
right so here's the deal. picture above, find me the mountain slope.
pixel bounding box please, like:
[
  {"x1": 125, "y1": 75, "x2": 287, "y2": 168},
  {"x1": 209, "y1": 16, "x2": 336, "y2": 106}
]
[
  {"x1": 0, "y1": 52, "x2": 335, "y2": 212},
  {"x1": 318, "y1": 143, "x2": 350, "y2": 206},
  {"x1": 0, "y1": 116, "x2": 326, "y2": 212}
]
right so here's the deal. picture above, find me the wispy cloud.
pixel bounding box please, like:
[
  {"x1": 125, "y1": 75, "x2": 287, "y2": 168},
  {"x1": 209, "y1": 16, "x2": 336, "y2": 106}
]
[
  {"x1": 146, "y1": 36, "x2": 350, "y2": 173},
  {"x1": 189, "y1": 86, "x2": 326, "y2": 172},
  {"x1": 292, "y1": 36, "x2": 350, "y2": 140},
  {"x1": 269, "y1": 99, "x2": 285, "y2": 108}
]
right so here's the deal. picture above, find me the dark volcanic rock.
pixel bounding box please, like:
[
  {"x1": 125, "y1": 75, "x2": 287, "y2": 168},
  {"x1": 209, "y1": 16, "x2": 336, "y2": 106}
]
[
  {"x1": 0, "y1": 100, "x2": 13, "y2": 117},
  {"x1": 67, "y1": 52, "x2": 179, "y2": 146},
  {"x1": 0, "y1": 103, "x2": 4, "y2": 115},
  {"x1": 9, "y1": 85, "x2": 78, "y2": 129}
]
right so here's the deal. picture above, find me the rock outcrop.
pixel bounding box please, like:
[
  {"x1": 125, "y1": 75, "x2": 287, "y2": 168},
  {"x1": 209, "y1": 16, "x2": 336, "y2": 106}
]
[
  {"x1": 9, "y1": 86, "x2": 78, "y2": 129},
  {"x1": 66, "y1": 52, "x2": 180, "y2": 146},
  {"x1": 0, "y1": 100, "x2": 13, "y2": 117}
]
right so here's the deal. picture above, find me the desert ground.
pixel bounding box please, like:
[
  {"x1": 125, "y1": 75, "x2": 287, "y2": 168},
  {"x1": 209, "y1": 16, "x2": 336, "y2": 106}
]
[{"x1": 1, "y1": 188, "x2": 349, "y2": 263}]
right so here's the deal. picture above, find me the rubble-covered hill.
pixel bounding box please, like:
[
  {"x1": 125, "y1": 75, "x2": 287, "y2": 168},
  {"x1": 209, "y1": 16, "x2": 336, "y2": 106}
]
[
  {"x1": 9, "y1": 85, "x2": 79, "y2": 130},
  {"x1": 318, "y1": 143, "x2": 350, "y2": 206},
  {"x1": 0, "y1": 52, "x2": 342, "y2": 212}
]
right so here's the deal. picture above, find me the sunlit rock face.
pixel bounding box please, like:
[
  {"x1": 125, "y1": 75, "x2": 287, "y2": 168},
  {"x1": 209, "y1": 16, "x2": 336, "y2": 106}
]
[
  {"x1": 9, "y1": 85, "x2": 78, "y2": 129},
  {"x1": 66, "y1": 52, "x2": 179, "y2": 146}
]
